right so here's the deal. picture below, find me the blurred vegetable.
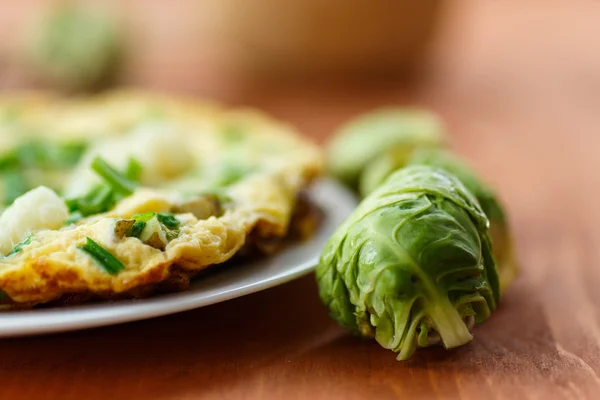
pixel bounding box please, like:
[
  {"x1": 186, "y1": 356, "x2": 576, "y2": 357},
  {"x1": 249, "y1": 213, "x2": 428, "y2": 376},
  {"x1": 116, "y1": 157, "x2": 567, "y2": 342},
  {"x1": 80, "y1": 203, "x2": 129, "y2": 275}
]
[
  {"x1": 0, "y1": 140, "x2": 88, "y2": 206},
  {"x1": 316, "y1": 166, "x2": 499, "y2": 360},
  {"x1": 326, "y1": 108, "x2": 446, "y2": 190},
  {"x1": 25, "y1": 1, "x2": 125, "y2": 92}
]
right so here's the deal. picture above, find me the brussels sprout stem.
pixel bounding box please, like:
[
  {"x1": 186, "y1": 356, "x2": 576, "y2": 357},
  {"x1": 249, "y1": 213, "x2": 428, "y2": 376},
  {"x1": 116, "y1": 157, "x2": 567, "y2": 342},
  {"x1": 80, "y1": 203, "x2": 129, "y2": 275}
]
[{"x1": 426, "y1": 296, "x2": 473, "y2": 350}]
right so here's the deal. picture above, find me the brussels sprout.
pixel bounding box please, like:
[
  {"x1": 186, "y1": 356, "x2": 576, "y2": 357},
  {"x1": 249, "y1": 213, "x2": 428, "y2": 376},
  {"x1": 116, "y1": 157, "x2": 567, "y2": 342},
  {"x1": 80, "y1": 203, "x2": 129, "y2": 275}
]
[
  {"x1": 360, "y1": 147, "x2": 517, "y2": 293},
  {"x1": 326, "y1": 108, "x2": 446, "y2": 190},
  {"x1": 26, "y1": 2, "x2": 125, "y2": 92},
  {"x1": 316, "y1": 166, "x2": 499, "y2": 360}
]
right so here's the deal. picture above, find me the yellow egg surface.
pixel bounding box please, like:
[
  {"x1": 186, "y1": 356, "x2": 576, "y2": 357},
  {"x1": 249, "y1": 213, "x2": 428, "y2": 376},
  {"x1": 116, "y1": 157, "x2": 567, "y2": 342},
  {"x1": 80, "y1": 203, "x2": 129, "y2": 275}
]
[{"x1": 0, "y1": 90, "x2": 323, "y2": 308}]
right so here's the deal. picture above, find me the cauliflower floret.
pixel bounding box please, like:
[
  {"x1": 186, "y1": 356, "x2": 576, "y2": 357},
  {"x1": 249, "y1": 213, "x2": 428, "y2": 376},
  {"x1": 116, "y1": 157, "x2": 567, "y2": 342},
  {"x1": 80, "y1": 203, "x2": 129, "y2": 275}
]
[{"x1": 0, "y1": 186, "x2": 68, "y2": 254}]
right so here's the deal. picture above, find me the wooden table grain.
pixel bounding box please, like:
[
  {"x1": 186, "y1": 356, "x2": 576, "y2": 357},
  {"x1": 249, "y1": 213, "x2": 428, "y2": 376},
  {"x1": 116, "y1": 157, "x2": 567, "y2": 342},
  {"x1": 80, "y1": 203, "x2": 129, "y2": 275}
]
[{"x1": 2, "y1": 2, "x2": 600, "y2": 399}]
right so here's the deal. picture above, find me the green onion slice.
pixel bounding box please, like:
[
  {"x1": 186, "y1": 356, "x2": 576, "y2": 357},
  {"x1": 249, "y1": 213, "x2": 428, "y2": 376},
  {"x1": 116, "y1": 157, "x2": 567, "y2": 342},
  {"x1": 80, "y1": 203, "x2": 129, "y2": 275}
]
[
  {"x1": 6, "y1": 233, "x2": 34, "y2": 257},
  {"x1": 91, "y1": 157, "x2": 136, "y2": 196},
  {"x1": 77, "y1": 237, "x2": 124, "y2": 275},
  {"x1": 128, "y1": 221, "x2": 147, "y2": 238}
]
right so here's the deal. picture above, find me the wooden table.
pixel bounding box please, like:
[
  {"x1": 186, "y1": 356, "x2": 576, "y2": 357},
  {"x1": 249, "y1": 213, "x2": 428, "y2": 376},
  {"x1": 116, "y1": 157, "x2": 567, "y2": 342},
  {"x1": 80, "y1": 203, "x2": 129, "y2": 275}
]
[{"x1": 2, "y1": 2, "x2": 600, "y2": 399}]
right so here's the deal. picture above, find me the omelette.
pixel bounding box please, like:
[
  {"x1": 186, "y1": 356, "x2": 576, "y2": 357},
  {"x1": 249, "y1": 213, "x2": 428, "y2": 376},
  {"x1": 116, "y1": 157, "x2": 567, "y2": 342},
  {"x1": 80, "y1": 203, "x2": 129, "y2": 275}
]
[{"x1": 0, "y1": 90, "x2": 323, "y2": 309}]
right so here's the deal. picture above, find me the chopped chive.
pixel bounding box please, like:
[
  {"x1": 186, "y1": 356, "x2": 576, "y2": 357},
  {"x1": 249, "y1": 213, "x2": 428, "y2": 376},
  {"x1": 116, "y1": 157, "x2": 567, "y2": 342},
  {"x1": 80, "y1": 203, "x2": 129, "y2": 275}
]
[
  {"x1": 0, "y1": 141, "x2": 87, "y2": 172},
  {"x1": 131, "y1": 212, "x2": 156, "y2": 223},
  {"x1": 66, "y1": 185, "x2": 114, "y2": 217},
  {"x1": 124, "y1": 157, "x2": 143, "y2": 181},
  {"x1": 157, "y1": 213, "x2": 180, "y2": 228},
  {"x1": 77, "y1": 237, "x2": 124, "y2": 275},
  {"x1": 127, "y1": 221, "x2": 146, "y2": 238},
  {"x1": 7, "y1": 233, "x2": 34, "y2": 257},
  {"x1": 0, "y1": 289, "x2": 8, "y2": 302},
  {"x1": 91, "y1": 157, "x2": 136, "y2": 196}
]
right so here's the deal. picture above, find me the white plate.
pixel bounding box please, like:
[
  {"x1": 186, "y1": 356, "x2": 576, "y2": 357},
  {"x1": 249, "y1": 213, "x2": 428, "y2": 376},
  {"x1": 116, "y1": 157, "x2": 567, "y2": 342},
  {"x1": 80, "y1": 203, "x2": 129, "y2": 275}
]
[{"x1": 0, "y1": 179, "x2": 357, "y2": 337}]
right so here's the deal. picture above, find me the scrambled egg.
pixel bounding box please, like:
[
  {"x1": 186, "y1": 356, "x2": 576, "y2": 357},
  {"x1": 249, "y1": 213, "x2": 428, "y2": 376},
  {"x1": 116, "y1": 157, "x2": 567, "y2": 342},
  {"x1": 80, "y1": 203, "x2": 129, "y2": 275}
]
[{"x1": 0, "y1": 90, "x2": 323, "y2": 307}]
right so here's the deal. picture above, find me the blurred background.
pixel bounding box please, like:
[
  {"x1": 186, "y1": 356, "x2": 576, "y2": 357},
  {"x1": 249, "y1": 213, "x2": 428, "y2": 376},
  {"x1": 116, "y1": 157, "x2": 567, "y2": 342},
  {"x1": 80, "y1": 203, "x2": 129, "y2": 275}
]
[{"x1": 1, "y1": 0, "x2": 600, "y2": 220}]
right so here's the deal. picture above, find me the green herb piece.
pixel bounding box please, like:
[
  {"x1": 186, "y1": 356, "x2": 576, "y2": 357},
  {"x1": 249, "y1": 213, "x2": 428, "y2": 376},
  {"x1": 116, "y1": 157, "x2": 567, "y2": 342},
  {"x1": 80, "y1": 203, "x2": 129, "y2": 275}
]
[
  {"x1": 77, "y1": 237, "x2": 124, "y2": 275},
  {"x1": 3, "y1": 170, "x2": 29, "y2": 205},
  {"x1": 0, "y1": 141, "x2": 87, "y2": 172},
  {"x1": 48, "y1": 142, "x2": 88, "y2": 168},
  {"x1": 156, "y1": 213, "x2": 180, "y2": 228},
  {"x1": 66, "y1": 157, "x2": 141, "y2": 218},
  {"x1": 7, "y1": 233, "x2": 34, "y2": 257},
  {"x1": 91, "y1": 157, "x2": 136, "y2": 196},
  {"x1": 66, "y1": 185, "x2": 114, "y2": 217},
  {"x1": 131, "y1": 212, "x2": 156, "y2": 223},
  {"x1": 127, "y1": 221, "x2": 146, "y2": 238},
  {"x1": 0, "y1": 151, "x2": 19, "y2": 171},
  {"x1": 124, "y1": 157, "x2": 143, "y2": 181},
  {"x1": 0, "y1": 289, "x2": 9, "y2": 302}
]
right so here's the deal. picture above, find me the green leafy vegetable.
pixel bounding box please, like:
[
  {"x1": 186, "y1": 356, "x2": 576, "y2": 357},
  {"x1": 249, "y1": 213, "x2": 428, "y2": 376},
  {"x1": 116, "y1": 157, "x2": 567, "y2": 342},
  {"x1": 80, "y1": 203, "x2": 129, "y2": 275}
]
[
  {"x1": 77, "y1": 237, "x2": 124, "y2": 275},
  {"x1": 326, "y1": 108, "x2": 447, "y2": 190},
  {"x1": 316, "y1": 166, "x2": 499, "y2": 360},
  {"x1": 0, "y1": 289, "x2": 8, "y2": 302},
  {"x1": 6, "y1": 233, "x2": 34, "y2": 257},
  {"x1": 360, "y1": 147, "x2": 517, "y2": 294}
]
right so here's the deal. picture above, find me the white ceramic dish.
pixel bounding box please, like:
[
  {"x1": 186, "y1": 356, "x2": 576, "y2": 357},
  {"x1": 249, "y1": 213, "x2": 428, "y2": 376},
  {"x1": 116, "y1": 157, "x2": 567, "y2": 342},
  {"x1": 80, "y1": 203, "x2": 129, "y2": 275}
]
[{"x1": 0, "y1": 179, "x2": 357, "y2": 337}]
